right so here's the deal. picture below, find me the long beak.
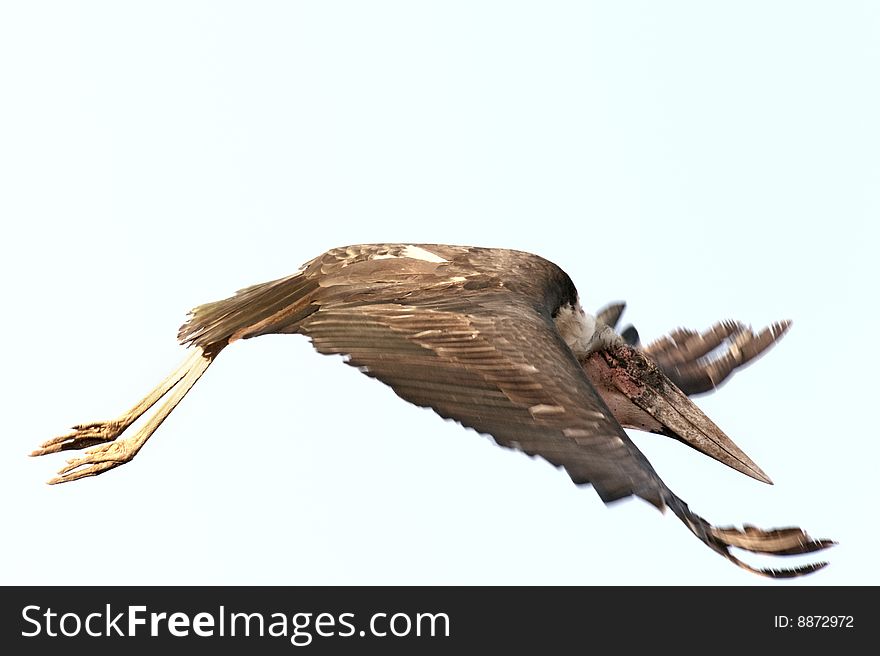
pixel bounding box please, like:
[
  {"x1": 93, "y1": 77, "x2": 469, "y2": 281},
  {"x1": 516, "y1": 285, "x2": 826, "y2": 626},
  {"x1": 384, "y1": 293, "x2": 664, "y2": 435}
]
[{"x1": 581, "y1": 342, "x2": 772, "y2": 484}]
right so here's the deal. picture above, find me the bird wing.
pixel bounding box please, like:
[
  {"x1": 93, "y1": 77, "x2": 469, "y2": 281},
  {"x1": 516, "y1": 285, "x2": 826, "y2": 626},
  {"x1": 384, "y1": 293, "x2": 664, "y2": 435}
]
[
  {"x1": 596, "y1": 302, "x2": 791, "y2": 396},
  {"x1": 642, "y1": 320, "x2": 791, "y2": 396},
  {"x1": 301, "y1": 295, "x2": 668, "y2": 507},
  {"x1": 300, "y1": 296, "x2": 830, "y2": 576}
]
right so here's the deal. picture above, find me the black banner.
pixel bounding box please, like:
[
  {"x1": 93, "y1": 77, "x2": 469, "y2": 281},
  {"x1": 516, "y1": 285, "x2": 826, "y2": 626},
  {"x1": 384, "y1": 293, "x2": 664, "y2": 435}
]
[{"x1": 1, "y1": 586, "x2": 870, "y2": 652}]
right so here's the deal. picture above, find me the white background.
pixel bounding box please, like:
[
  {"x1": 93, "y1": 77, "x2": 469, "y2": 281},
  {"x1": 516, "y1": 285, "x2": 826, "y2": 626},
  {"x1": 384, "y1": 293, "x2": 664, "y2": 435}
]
[{"x1": 1, "y1": 2, "x2": 877, "y2": 585}]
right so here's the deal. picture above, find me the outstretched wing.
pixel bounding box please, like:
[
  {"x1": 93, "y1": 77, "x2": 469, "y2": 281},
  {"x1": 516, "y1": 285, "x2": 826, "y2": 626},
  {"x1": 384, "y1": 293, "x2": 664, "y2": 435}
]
[
  {"x1": 301, "y1": 295, "x2": 668, "y2": 506},
  {"x1": 299, "y1": 295, "x2": 830, "y2": 577},
  {"x1": 596, "y1": 302, "x2": 791, "y2": 396},
  {"x1": 642, "y1": 320, "x2": 791, "y2": 396}
]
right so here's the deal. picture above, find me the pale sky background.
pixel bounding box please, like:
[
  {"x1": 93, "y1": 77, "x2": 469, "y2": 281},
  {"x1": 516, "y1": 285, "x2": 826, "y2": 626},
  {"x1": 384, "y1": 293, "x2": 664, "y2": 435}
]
[{"x1": 1, "y1": 2, "x2": 877, "y2": 586}]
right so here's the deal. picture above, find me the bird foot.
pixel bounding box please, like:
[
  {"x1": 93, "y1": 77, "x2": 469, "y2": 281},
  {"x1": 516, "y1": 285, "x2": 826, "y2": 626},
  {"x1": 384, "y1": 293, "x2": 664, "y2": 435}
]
[
  {"x1": 43, "y1": 434, "x2": 141, "y2": 485},
  {"x1": 33, "y1": 347, "x2": 215, "y2": 485},
  {"x1": 30, "y1": 419, "x2": 129, "y2": 457}
]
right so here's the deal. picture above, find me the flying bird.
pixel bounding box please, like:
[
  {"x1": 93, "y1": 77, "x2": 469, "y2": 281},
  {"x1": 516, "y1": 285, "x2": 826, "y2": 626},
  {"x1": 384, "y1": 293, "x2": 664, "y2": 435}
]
[{"x1": 32, "y1": 243, "x2": 833, "y2": 577}]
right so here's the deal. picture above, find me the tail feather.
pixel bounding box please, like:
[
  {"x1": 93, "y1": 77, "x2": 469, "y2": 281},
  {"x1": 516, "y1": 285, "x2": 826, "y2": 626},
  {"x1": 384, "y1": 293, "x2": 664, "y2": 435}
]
[{"x1": 178, "y1": 270, "x2": 319, "y2": 351}]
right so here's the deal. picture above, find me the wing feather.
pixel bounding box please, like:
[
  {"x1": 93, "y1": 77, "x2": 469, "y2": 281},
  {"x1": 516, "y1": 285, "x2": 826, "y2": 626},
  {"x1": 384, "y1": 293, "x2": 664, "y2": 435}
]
[
  {"x1": 645, "y1": 320, "x2": 792, "y2": 396},
  {"x1": 302, "y1": 299, "x2": 669, "y2": 507},
  {"x1": 594, "y1": 303, "x2": 792, "y2": 397},
  {"x1": 302, "y1": 298, "x2": 831, "y2": 577}
]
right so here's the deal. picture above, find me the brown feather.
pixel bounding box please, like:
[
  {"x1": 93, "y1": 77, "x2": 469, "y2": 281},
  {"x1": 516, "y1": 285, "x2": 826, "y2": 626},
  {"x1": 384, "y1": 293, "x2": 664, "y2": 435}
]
[{"x1": 35, "y1": 243, "x2": 830, "y2": 578}]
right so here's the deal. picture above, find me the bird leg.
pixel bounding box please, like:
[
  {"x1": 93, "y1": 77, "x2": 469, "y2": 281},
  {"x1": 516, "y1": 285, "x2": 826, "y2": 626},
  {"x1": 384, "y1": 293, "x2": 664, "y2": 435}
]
[{"x1": 31, "y1": 347, "x2": 214, "y2": 484}]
